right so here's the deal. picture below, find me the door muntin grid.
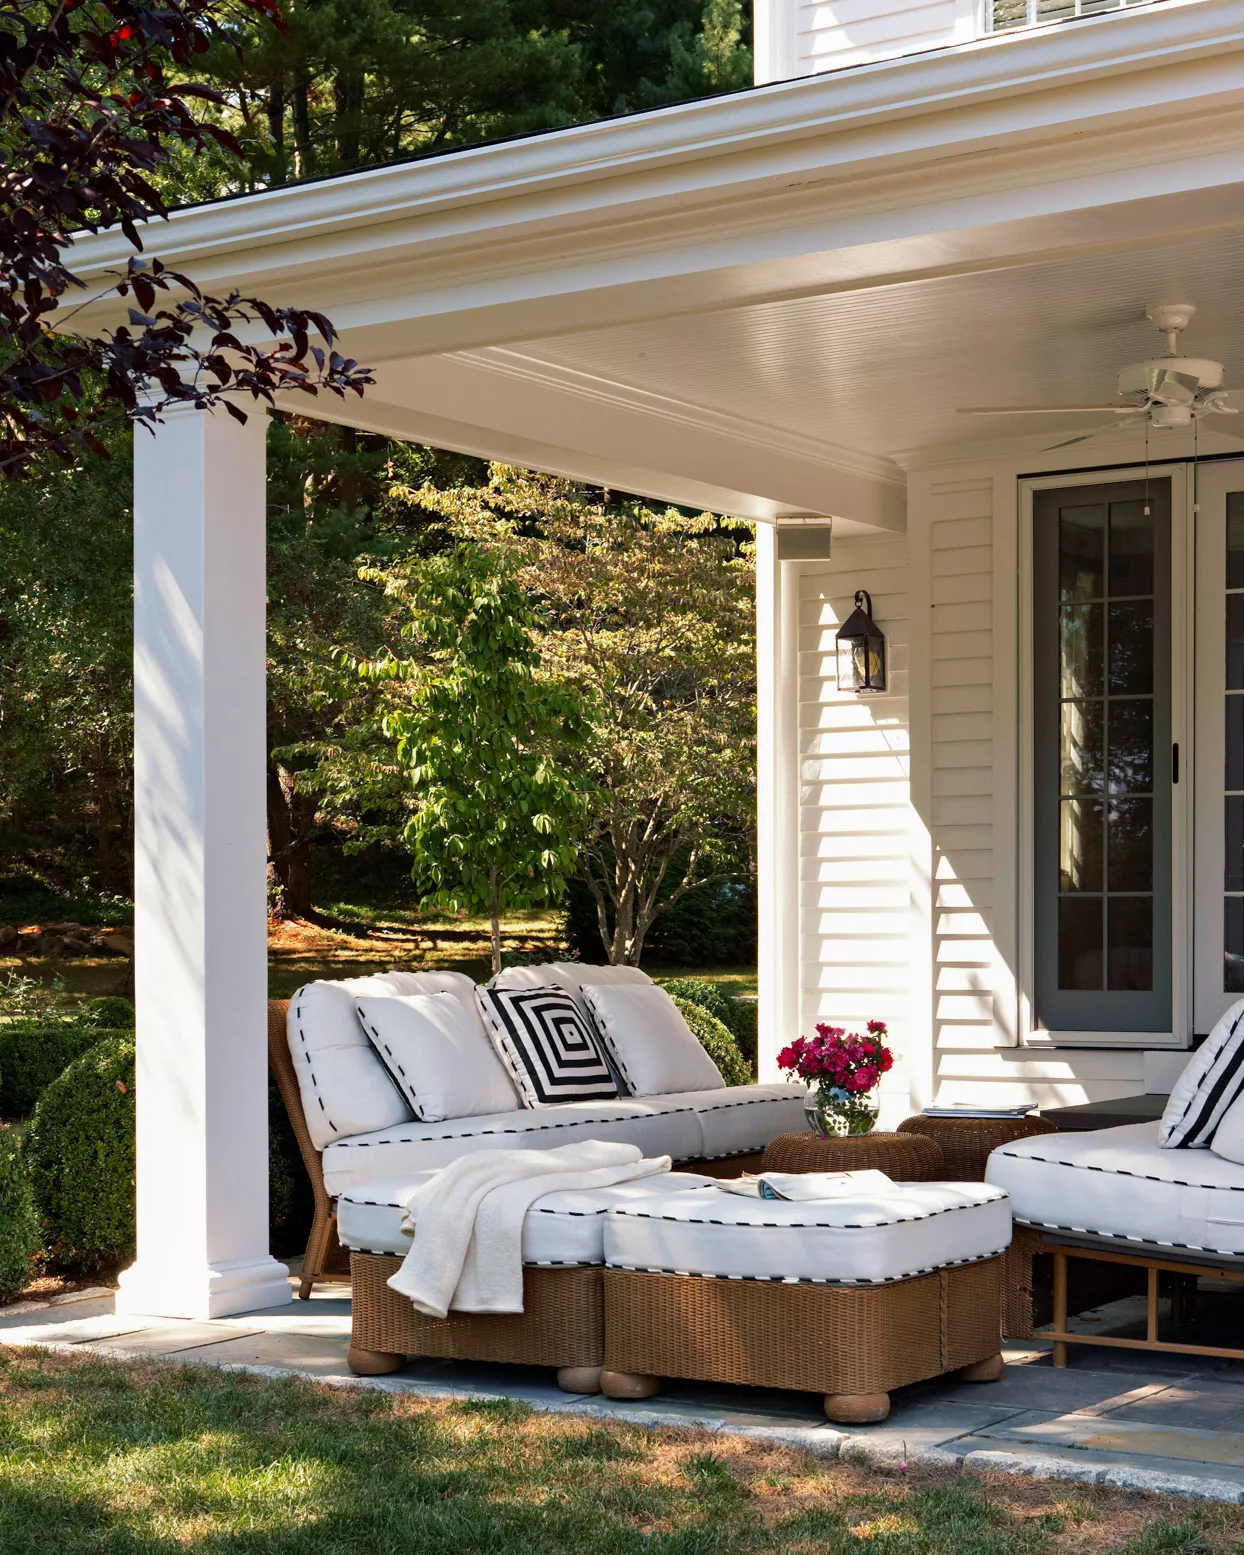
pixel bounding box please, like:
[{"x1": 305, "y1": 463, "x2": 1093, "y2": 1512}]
[{"x1": 1034, "y1": 480, "x2": 1173, "y2": 1033}]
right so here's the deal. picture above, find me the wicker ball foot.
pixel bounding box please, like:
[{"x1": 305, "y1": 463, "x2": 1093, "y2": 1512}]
[
  {"x1": 600, "y1": 1369, "x2": 660, "y2": 1400},
  {"x1": 347, "y1": 1345, "x2": 406, "y2": 1376},
  {"x1": 957, "y1": 1353, "x2": 1004, "y2": 1383},
  {"x1": 823, "y1": 1392, "x2": 890, "y2": 1424},
  {"x1": 557, "y1": 1366, "x2": 604, "y2": 1395}
]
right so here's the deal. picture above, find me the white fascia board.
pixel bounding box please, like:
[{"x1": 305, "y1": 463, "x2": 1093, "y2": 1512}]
[{"x1": 69, "y1": 0, "x2": 1244, "y2": 354}]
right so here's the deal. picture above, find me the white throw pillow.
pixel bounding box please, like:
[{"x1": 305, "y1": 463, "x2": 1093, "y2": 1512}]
[
  {"x1": 582, "y1": 984, "x2": 724, "y2": 1096},
  {"x1": 373, "y1": 969, "x2": 486, "y2": 1035},
  {"x1": 286, "y1": 978, "x2": 414, "y2": 1151},
  {"x1": 355, "y1": 992, "x2": 518, "y2": 1122},
  {"x1": 1160, "y1": 999, "x2": 1244, "y2": 1148}
]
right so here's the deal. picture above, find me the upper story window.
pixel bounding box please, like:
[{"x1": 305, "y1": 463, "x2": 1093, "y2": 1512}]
[{"x1": 991, "y1": 0, "x2": 1158, "y2": 32}]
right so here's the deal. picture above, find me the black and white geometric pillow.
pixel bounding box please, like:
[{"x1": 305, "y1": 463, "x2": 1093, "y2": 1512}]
[
  {"x1": 1160, "y1": 998, "x2": 1244, "y2": 1148},
  {"x1": 475, "y1": 986, "x2": 619, "y2": 1108}
]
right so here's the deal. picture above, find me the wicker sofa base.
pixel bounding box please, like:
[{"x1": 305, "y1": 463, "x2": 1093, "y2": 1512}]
[
  {"x1": 349, "y1": 1253, "x2": 606, "y2": 1391},
  {"x1": 602, "y1": 1256, "x2": 1004, "y2": 1422}
]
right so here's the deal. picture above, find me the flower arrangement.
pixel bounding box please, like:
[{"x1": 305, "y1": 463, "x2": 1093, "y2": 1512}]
[{"x1": 777, "y1": 1021, "x2": 893, "y2": 1136}]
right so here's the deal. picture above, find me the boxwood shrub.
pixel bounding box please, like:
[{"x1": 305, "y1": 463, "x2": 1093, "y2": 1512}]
[
  {"x1": 0, "y1": 1023, "x2": 115, "y2": 1119},
  {"x1": 25, "y1": 1034, "x2": 136, "y2": 1274},
  {"x1": 22, "y1": 1031, "x2": 314, "y2": 1273},
  {"x1": 0, "y1": 1126, "x2": 42, "y2": 1301},
  {"x1": 659, "y1": 978, "x2": 757, "y2": 1075},
  {"x1": 669, "y1": 996, "x2": 751, "y2": 1087}
]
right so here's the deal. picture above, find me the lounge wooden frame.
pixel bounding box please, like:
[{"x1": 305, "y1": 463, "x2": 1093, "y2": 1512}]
[{"x1": 1034, "y1": 1237, "x2": 1244, "y2": 1366}]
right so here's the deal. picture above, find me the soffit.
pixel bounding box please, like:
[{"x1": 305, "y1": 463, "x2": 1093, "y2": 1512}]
[{"x1": 501, "y1": 228, "x2": 1244, "y2": 462}]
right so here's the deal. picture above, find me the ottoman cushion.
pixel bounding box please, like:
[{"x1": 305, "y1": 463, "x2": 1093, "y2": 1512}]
[
  {"x1": 604, "y1": 1182, "x2": 1011, "y2": 1285},
  {"x1": 338, "y1": 1171, "x2": 718, "y2": 1265}
]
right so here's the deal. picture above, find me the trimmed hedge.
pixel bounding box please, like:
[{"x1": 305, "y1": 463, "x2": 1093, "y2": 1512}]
[
  {"x1": 26, "y1": 1034, "x2": 136, "y2": 1275},
  {"x1": 0, "y1": 1127, "x2": 42, "y2": 1300},
  {"x1": 669, "y1": 996, "x2": 751, "y2": 1087},
  {"x1": 0, "y1": 1023, "x2": 117, "y2": 1119},
  {"x1": 81, "y1": 996, "x2": 135, "y2": 1029},
  {"x1": 659, "y1": 978, "x2": 757, "y2": 1074}
]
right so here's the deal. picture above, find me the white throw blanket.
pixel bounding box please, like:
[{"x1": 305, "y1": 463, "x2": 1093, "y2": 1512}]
[{"x1": 386, "y1": 1140, "x2": 670, "y2": 1318}]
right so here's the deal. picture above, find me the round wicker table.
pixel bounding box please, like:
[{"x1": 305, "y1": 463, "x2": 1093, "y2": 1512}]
[
  {"x1": 760, "y1": 1130, "x2": 945, "y2": 1181},
  {"x1": 895, "y1": 1113, "x2": 1056, "y2": 1182}
]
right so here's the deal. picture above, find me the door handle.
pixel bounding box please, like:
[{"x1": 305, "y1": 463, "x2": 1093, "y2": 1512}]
[{"x1": 1173, "y1": 743, "x2": 1180, "y2": 784}]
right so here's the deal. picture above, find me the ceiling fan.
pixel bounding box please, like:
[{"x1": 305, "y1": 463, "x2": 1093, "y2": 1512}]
[{"x1": 958, "y1": 304, "x2": 1242, "y2": 449}]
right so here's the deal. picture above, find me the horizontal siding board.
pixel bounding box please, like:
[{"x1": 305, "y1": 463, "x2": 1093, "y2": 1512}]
[{"x1": 932, "y1": 544, "x2": 993, "y2": 577}]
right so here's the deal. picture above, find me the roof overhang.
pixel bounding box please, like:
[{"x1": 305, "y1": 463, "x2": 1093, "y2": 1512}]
[{"x1": 71, "y1": 0, "x2": 1244, "y2": 528}]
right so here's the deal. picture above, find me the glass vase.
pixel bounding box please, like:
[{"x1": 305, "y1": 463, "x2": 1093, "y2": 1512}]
[{"x1": 803, "y1": 1087, "x2": 879, "y2": 1138}]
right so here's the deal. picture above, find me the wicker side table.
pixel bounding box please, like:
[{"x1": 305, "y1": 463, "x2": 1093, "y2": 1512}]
[
  {"x1": 761, "y1": 1130, "x2": 945, "y2": 1181},
  {"x1": 895, "y1": 1114, "x2": 1056, "y2": 1182}
]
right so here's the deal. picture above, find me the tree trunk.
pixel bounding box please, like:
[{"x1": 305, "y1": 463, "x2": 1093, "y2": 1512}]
[
  {"x1": 267, "y1": 80, "x2": 285, "y2": 149},
  {"x1": 334, "y1": 68, "x2": 364, "y2": 168},
  {"x1": 291, "y1": 71, "x2": 312, "y2": 177},
  {"x1": 489, "y1": 869, "x2": 502, "y2": 976},
  {"x1": 267, "y1": 763, "x2": 316, "y2": 920}
]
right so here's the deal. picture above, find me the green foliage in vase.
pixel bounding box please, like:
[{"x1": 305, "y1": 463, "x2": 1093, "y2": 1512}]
[{"x1": 358, "y1": 547, "x2": 596, "y2": 973}]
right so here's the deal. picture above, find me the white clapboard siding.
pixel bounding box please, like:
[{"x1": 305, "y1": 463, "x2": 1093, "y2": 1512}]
[
  {"x1": 756, "y1": 0, "x2": 977, "y2": 81},
  {"x1": 798, "y1": 539, "x2": 911, "y2": 1107}
]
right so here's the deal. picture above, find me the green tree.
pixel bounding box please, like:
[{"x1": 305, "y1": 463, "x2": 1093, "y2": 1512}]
[
  {"x1": 362, "y1": 547, "x2": 594, "y2": 972},
  {"x1": 397, "y1": 468, "x2": 755, "y2": 966}
]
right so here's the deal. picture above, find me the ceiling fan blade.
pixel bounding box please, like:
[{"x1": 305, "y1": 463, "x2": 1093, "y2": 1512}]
[
  {"x1": 1042, "y1": 414, "x2": 1148, "y2": 452},
  {"x1": 958, "y1": 405, "x2": 1133, "y2": 416}
]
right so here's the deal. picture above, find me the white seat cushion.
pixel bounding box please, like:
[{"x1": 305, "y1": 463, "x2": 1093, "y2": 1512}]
[
  {"x1": 985, "y1": 1121, "x2": 1244, "y2": 1256},
  {"x1": 322, "y1": 1097, "x2": 705, "y2": 1196},
  {"x1": 355, "y1": 993, "x2": 517, "y2": 1122},
  {"x1": 605, "y1": 1182, "x2": 1011, "y2": 1285},
  {"x1": 669, "y1": 1084, "x2": 809, "y2": 1159},
  {"x1": 583, "y1": 984, "x2": 724, "y2": 1095},
  {"x1": 338, "y1": 1171, "x2": 718, "y2": 1262}
]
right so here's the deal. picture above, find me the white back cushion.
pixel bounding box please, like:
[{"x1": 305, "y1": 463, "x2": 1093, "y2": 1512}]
[
  {"x1": 583, "y1": 984, "x2": 724, "y2": 1096},
  {"x1": 375, "y1": 969, "x2": 489, "y2": 1039},
  {"x1": 1160, "y1": 999, "x2": 1244, "y2": 1148},
  {"x1": 356, "y1": 992, "x2": 518, "y2": 1122},
  {"x1": 491, "y1": 962, "x2": 651, "y2": 1018},
  {"x1": 286, "y1": 977, "x2": 414, "y2": 1151}
]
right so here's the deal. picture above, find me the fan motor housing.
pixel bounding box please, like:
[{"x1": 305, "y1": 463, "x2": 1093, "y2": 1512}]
[{"x1": 1117, "y1": 356, "x2": 1225, "y2": 397}]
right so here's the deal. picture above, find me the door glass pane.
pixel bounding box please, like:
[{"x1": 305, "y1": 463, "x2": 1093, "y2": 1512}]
[
  {"x1": 1109, "y1": 501, "x2": 1154, "y2": 595},
  {"x1": 1107, "y1": 701, "x2": 1153, "y2": 794},
  {"x1": 1108, "y1": 897, "x2": 1152, "y2": 991},
  {"x1": 1060, "y1": 506, "x2": 1105, "y2": 600},
  {"x1": 1060, "y1": 798, "x2": 1103, "y2": 891},
  {"x1": 1060, "y1": 603, "x2": 1103, "y2": 696},
  {"x1": 1059, "y1": 897, "x2": 1103, "y2": 989},
  {"x1": 1060, "y1": 700, "x2": 1104, "y2": 793},
  {"x1": 1227, "y1": 898, "x2": 1244, "y2": 993},
  {"x1": 1108, "y1": 601, "x2": 1153, "y2": 695},
  {"x1": 1108, "y1": 798, "x2": 1152, "y2": 891}
]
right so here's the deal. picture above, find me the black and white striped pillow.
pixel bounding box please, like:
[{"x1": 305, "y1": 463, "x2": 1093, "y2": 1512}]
[
  {"x1": 476, "y1": 986, "x2": 619, "y2": 1108},
  {"x1": 1160, "y1": 999, "x2": 1244, "y2": 1148}
]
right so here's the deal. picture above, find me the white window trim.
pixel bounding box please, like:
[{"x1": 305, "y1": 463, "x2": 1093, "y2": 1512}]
[{"x1": 1017, "y1": 465, "x2": 1192, "y2": 1050}]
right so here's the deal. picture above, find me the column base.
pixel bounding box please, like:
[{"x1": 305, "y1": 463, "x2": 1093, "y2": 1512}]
[{"x1": 115, "y1": 1254, "x2": 292, "y2": 1320}]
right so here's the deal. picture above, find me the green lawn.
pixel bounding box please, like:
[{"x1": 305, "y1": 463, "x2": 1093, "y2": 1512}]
[{"x1": 0, "y1": 1348, "x2": 1236, "y2": 1554}]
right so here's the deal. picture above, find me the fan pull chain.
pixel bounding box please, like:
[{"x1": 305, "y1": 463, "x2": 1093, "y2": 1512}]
[
  {"x1": 1143, "y1": 423, "x2": 1151, "y2": 517},
  {"x1": 1194, "y1": 418, "x2": 1200, "y2": 518}
]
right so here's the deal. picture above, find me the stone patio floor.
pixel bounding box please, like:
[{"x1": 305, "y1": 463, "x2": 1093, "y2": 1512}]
[{"x1": 6, "y1": 1275, "x2": 1244, "y2": 1503}]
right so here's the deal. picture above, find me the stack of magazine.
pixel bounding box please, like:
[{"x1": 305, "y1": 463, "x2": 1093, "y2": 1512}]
[{"x1": 921, "y1": 1104, "x2": 1036, "y2": 1120}]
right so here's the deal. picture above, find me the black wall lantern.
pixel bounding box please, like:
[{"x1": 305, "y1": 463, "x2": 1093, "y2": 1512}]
[{"x1": 835, "y1": 590, "x2": 887, "y2": 695}]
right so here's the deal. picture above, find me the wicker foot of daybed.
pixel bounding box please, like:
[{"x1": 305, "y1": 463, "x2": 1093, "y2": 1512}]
[
  {"x1": 602, "y1": 1256, "x2": 1004, "y2": 1423},
  {"x1": 349, "y1": 1252, "x2": 606, "y2": 1391}
]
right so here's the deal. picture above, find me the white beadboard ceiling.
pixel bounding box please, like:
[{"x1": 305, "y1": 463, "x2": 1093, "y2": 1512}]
[{"x1": 509, "y1": 230, "x2": 1244, "y2": 463}]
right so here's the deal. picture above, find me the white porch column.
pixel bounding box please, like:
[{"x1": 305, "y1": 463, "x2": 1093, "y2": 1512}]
[
  {"x1": 117, "y1": 404, "x2": 290, "y2": 1321},
  {"x1": 756, "y1": 525, "x2": 802, "y2": 1080}
]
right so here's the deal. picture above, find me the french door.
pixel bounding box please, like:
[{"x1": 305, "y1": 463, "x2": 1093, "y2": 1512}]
[
  {"x1": 1194, "y1": 460, "x2": 1244, "y2": 1035},
  {"x1": 1031, "y1": 478, "x2": 1181, "y2": 1039}
]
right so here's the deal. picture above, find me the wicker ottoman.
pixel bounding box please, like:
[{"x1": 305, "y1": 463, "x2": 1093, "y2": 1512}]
[
  {"x1": 338, "y1": 1170, "x2": 715, "y2": 1392},
  {"x1": 601, "y1": 1180, "x2": 1011, "y2": 1422}
]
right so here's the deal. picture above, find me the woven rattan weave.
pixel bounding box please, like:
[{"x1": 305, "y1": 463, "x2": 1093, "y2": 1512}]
[
  {"x1": 760, "y1": 1130, "x2": 945, "y2": 1181},
  {"x1": 895, "y1": 1114, "x2": 1056, "y2": 1181},
  {"x1": 351, "y1": 1252, "x2": 604, "y2": 1369},
  {"x1": 603, "y1": 1255, "x2": 1002, "y2": 1411}
]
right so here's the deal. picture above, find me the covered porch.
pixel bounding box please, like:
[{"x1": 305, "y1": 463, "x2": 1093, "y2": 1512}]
[{"x1": 67, "y1": 0, "x2": 1244, "y2": 1325}]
